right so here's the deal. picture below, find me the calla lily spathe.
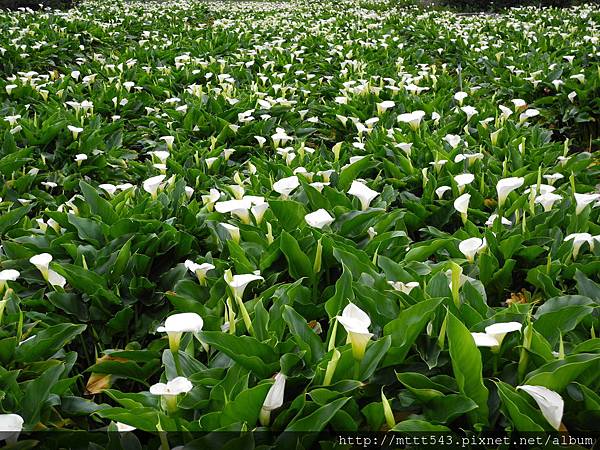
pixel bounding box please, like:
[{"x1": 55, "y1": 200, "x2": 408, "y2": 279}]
[
  {"x1": 157, "y1": 312, "x2": 203, "y2": 353},
  {"x1": 150, "y1": 376, "x2": 193, "y2": 412},
  {"x1": 0, "y1": 414, "x2": 24, "y2": 444},
  {"x1": 565, "y1": 233, "x2": 596, "y2": 259},
  {"x1": 471, "y1": 321, "x2": 522, "y2": 351},
  {"x1": 497, "y1": 177, "x2": 524, "y2": 207},
  {"x1": 336, "y1": 303, "x2": 373, "y2": 361},
  {"x1": 226, "y1": 273, "x2": 264, "y2": 299},
  {"x1": 305, "y1": 209, "x2": 335, "y2": 229},
  {"x1": 574, "y1": 193, "x2": 600, "y2": 215},
  {"x1": 459, "y1": 237, "x2": 486, "y2": 263},
  {"x1": 454, "y1": 193, "x2": 471, "y2": 224},
  {"x1": 29, "y1": 253, "x2": 66, "y2": 288},
  {"x1": 517, "y1": 385, "x2": 564, "y2": 431},
  {"x1": 143, "y1": 175, "x2": 166, "y2": 199},
  {"x1": 259, "y1": 372, "x2": 286, "y2": 426},
  {"x1": 0, "y1": 269, "x2": 19, "y2": 292},
  {"x1": 184, "y1": 260, "x2": 215, "y2": 285},
  {"x1": 348, "y1": 180, "x2": 379, "y2": 211},
  {"x1": 273, "y1": 175, "x2": 299, "y2": 198}
]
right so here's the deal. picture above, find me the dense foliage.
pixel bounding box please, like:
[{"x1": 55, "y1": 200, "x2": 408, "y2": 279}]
[
  {"x1": 437, "y1": 0, "x2": 584, "y2": 12},
  {"x1": 0, "y1": 0, "x2": 599, "y2": 447}
]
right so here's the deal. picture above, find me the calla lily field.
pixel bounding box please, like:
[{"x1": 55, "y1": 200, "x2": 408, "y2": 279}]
[{"x1": 0, "y1": 0, "x2": 599, "y2": 447}]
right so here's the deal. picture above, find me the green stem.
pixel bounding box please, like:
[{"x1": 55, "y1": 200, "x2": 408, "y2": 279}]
[
  {"x1": 353, "y1": 360, "x2": 360, "y2": 380},
  {"x1": 159, "y1": 432, "x2": 170, "y2": 450}
]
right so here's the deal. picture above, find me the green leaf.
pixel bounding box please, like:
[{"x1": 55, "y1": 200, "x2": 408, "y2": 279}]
[
  {"x1": 79, "y1": 180, "x2": 119, "y2": 225},
  {"x1": 282, "y1": 305, "x2": 324, "y2": 364},
  {"x1": 383, "y1": 298, "x2": 443, "y2": 366},
  {"x1": 280, "y1": 231, "x2": 312, "y2": 280},
  {"x1": 391, "y1": 420, "x2": 451, "y2": 431},
  {"x1": 360, "y1": 335, "x2": 391, "y2": 380},
  {"x1": 220, "y1": 382, "x2": 272, "y2": 427},
  {"x1": 20, "y1": 363, "x2": 65, "y2": 425},
  {"x1": 324, "y1": 263, "x2": 354, "y2": 318},
  {"x1": 495, "y1": 381, "x2": 546, "y2": 432},
  {"x1": 199, "y1": 332, "x2": 279, "y2": 378},
  {"x1": 338, "y1": 156, "x2": 374, "y2": 191},
  {"x1": 269, "y1": 200, "x2": 307, "y2": 231},
  {"x1": 15, "y1": 324, "x2": 86, "y2": 363},
  {"x1": 447, "y1": 313, "x2": 489, "y2": 426},
  {"x1": 285, "y1": 397, "x2": 349, "y2": 431},
  {"x1": 0, "y1": 206, "x2": 31, "y2": 236},
  {"x1": 524, "y1": 353, "x2": 600, "y2": 391}
]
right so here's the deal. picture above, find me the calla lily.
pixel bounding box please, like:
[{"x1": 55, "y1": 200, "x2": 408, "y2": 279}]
[
  {"x1": 485, "y1": 214, "x2": 512, "y2": 227},
  {"x1": 251, "y1": 202, "x2": 269, "y2": 224},
  {"x1": 574, "y1": 193, "x2": 600, "y2": 215},
  {"x1": 215, "y1": 198, "x2": 252, "y2": 224},
  {"x1": 435, "y1": 185, "x2": 451, "y2": 199},
  {"x1": 150, "y1": 376, "x2": 193, "y2": 412},
  {"x1": 336, "y1": 303, "x2": 373, "y2": 361},
  {"x1": 454, "y1": 193, "x2": 471, "y2": 224},
  {"x1": 305, "y1": 209, "x2": 335, "y2": 229},
  {"x1": 461, "y1": 106, "x2": 478, "y2": 121},
  {"x1": 0, "y1": 269, "x2": 19, "y2": 292},
  {"x1": 376, "y1": 100, "x2": 395, "y2": 115},
  {"x1": 459, "y1": 237, "x2": 486, "y2": 263},
  {"x1": 453, "y1": 91, "x2": 468, "y2": 105},
  {"x1": 184, "y1": 260, "x2": 215, "y2": 285},
  {"x1": 397, "y1": 110, "x2": 425, "y2": 130},
  {"x1": 472, "y1": 321, "x2": 522, "y2": 352},
  {"x1": 143, "y1": 175, "x2": 166, "y2": 199},
  {"x1": 201, "y1": 188, "x2": 221, "y2": 211},
  {"x1": 29, "y1": 253, "x2": 53, "y2": 281},
  {"x1": 273, "y1": 175, "x2": 300, "y2": 198},
  {"x1": 157, "y1": 312, "x2": 203, "y2": 352},
  {"x1": 517, "y1": 385, "x2": 564, "y2": 431},
  {"x1": 565, "y1": 233, "x2": 595, "y2": 259},
  {"x1": 0, "y1": 414, "x2": 24, "y2": 444},
  {"x1": 160, "y1": 135, "x2": 175, "y2": 150},
  {"x1": 444, "y1": 134, "x2": 461, "y2": 148},
  {"x1": 348, "y1": 180, "x2": 379, "y2": 211},
  {"x1": 388, "y1": 281, "x2": 419, "y2": 294},
  {"x1": 67, "y1": 125, "x2": 83, "y2": 139},
  {"x1": 535, "y1": 192, "x2": 562, "y2": 212},
  {"x1": 497, "y1": 177, "x2": 524, "y2": 207},
  {"x1": 259, "y1": 372, "x2": 286, "y2": 426},
  {"x1": 116, "y1": 422, "x2": 136, "y2": 433},
  {"x1": 220, "y1": 223, "x2": 240, "y2": 243},
  {"x1": 226, "y1": 273, "x2": 263, "y2": 299},
  {"x1": 454, "y1": 173, "x2": 474, "y2": 194}
]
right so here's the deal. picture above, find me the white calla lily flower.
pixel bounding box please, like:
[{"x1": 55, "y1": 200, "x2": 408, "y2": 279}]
[
  {"x1": 184, "y1": 260, "x2": 215, "y2": 285},
  {"x1": 150, "y1": 376, "x2": 193, "y2": 412},
  {"x1": 348, "y1": 180, "x2": 379, "y2": 211},
  {"x1": 454, "y1": 193, "x2": 471, "y2": 224},
  {"x1": 565, "y1": 233, "x2": 594, "y2": 259},
  {"x1": 273, "y1": 176, "x2": 300, "y2": 198},
  {"x1": 143, "y1": 175, "x2": 166, "y2": 199},
  {"x1": 0, "y1": 414, "x2": 24, "y2": 444},
  {"x1": 157, "y1": 312, "x2": 204, "y2": 352},
  {"x1": 435, "y1": 185, "x2": 451, "y2": 199},
  {"x1": 454, "y1": 173, "x2": 474, "y2": 194},
  {"x1": 471, "y1": 322, "x2": 521, "y2": 352},
  {"x1": 226, "y1": 273, "x2": 263, "y2": 299},
  {"x1": 574, "y1": 193, "x2": 600, "y2": 215},
  {"x1": 459, "y1": 237, "x2": 486, "y2": 263},
  {"x1": 517, "y1": 385, "x2": 564, "y2": 431},
  {"x1": 259, "y1": 372, "x2": 286, "y2": 426},
  {"x1": 535, "y1": 192, "x2": 562, "y2": 212},
  {"x1": 397, "y1": 110, "x2": 425, "y2": 130},
  {"x1": 0, "y1": 269, "x2": 19, "y2": 292},
  {"x1": 336, "y1": 303, "x2": 373, "y2": 361},
  {"x1": 305, "y1": 209, "x2": 334, "y2": 229},
  {"x1": 497, "y1": 177, "x2": 524, "y2": 207}
]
